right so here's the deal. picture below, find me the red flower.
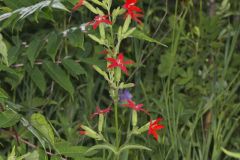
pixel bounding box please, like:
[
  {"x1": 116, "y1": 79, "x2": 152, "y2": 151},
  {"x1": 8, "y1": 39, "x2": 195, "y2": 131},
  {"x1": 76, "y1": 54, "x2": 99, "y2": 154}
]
[
  {"x1": 122, "y1": 100, "x2": 149, "y2": 115},
  {"x1": 72, "y1": 0, "x2": 84, "y2": 11},
  {"x1": 123, "y1": 0, "x2": 143, "y2": 23},
  {"x1": 148, "y1": 118, "x2": 164, "y2": 141},
  {"x1": 90, "y1": 106, "x2": 111, "y2": 118},
  {"x1": 126, "y1": 11, "x2": 143, "y2": 24},
  {"x1": 123, "y1": 0, "x2": 142, "y2": 12},
  {"x1": 87, "y1": 15, "x2": 112, "y2": 30},
  {"x1": 106, "y1": 53, "x2": 134, "y2": 75}
]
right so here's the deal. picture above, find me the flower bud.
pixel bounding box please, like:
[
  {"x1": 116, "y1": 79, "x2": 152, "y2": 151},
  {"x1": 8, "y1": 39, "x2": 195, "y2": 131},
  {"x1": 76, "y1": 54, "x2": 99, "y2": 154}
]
[
  {"x1": 132, "y1": 110, "x2": 138, "y2": 127},
  {"x1": 98, "y1": 114, "x2": 104, "y2": 133},
  {"x1": 115, "y1": 67, "x2": 121, "y2": 83},
  {"x1": 80, "y1": 125, "x2": 102, "y2": 140},
  {"x1": 136, "y1": 122, "x2": 150, "y2": 134}
]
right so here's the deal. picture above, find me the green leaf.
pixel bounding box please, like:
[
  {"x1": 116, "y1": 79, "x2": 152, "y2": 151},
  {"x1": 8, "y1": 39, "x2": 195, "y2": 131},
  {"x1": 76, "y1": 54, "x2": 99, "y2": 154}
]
[
  {"x1": 21, "y1": 97, "x2": 57, "y2": 108},
  {"x1": 30, "y1": 113, "x2": 55, "y2": 146},
  {"x1": 92, "y1": 65, "x2": 109, "y2": 81},
  {"x1": 21, "y1": 118, "x2": 47, "y2": 150},
  {"x1": 29, "y1": 67, "x2": 47, "y2": 94},
  {"x1": 16, "y1": 153, "x2": 30, "y2": 160},
  {"x1": 0, "y1": 155, "x2": 4, "y2": 160},
  {"x1": 0, "y1": 64, "x2": 23, "y2": 88},
  {"x1": 0, "y1": 34, "x2": 8, "y2": 65},
  {"x1": 68, "y1": 29, "x2": 84, "y2": 49},
  {"x1": 26, "y1": 39, "x2": 42, "y2": 67},
  {"x1": 47, "y1": 32, "x2": 62, "y2": 61},
  {"x1": 131, "y1": 29, "x2": 167, "y2": 47},
  {"x1": 0, "y1": 0, "x2": 69, "y2": 21},
  {"x1": 51, "y1": 0, "x2": 69, "y2": 11},
  {"x1": 43, "y1": 61, "x2": 74, "y2": 96},
  {"x1": 0, "y1": 87, "x2": 9, "y2": 99},
  {"x1": 222, "y1": 148, "x2": 240, "y2": 159},
  {"x1": 62, "y1": 59, "x2": 86, "y2": 77},
  {"x1": 25, "y1": 151, "x2": 39, "y2": 160},
  {"x1": 0, "y1": 110, "x2": 21, "y2": 128},
  {"x1": 86, "y1": 144, "x2": 117, "y2": 155},
  {"x1": 158, "y1": 52, "x2": 175, "y2": 78},
  {"x1": 54, "y1": 139, "x2": 97, "y2": 158},
  {"x1": 56, "y1": 146, "x2": 89, "y2": 158},
  {"x1": 7, "y1": 146, "x2": 16, "y2": 160},
  {"x1": 119, "y1": 144, "x2": 152, "y2": 154}
]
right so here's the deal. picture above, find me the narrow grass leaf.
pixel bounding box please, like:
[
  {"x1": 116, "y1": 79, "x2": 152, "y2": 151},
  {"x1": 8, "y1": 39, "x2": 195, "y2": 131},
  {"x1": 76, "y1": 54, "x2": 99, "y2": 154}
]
[
  {"x1": 119, "y1": 144, "x2": 152, "y2": 154},
  {"x1": 86, "y1": 144, "x2": 117, "y2": 155},
  {"x1": 222, "y1": 148, "x2": 240, "y2": 159}
]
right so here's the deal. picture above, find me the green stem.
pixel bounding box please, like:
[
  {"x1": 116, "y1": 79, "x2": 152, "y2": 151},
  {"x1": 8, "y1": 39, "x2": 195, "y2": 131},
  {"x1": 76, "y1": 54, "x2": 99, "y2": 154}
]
[{"x1": 114, "y1": 96, "x2": 119, "y2": 148}]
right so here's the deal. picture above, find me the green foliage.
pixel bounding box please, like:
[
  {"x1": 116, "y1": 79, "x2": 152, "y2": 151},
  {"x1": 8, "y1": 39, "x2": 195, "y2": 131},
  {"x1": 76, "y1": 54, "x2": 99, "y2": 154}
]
[
  {"x1": 42, "y1": 60, "x2": 74, "y2": 97},
  {"x1": 0, "y1": 110, "x2": 21, "y2": 128},
  {"x1": 30, "y1": 113, "x2": 55, "y2": 146},
  {"x1": 0, "y1": 0, "x2": 240, "y2": 159},
  {"x1": 222, "y1": 148, "x2": 240, "y2": 159}
]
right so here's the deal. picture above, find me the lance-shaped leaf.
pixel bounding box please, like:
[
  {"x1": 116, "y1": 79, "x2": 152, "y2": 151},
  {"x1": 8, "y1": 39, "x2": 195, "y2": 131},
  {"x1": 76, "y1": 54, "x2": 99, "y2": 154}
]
[
  {"x1": 86, "y1": 144, "x2": 118, "y2": 155},
  {"x1": 221, "y1": 148, "x2": 240, "y2": 159},
  {"x1": 131, "y1": 29, "x2": 167, "y2": 47},
  {"x1": 29, "y1": 67, "x2": 46, "y2": 94},
  {"x1": 0, "y1": 110, "x2": 21, "y2": 128},
  {"x1": 0, "y1": 0, "x2": 68, "y2": 22},
  {"x1": 0, "y1": 34, "x2": 8, "y2": 65},
  {"x1": 62, "y1": 59, "x2": 86, "y2": 77},
  {"x1": 26, "y1": 39, "x2": 43, "y2": 67},
  {"x1": 43, "y1": 61, "x2": 74, "y2": 96},
  {"x1": 119, "y1": 144, "x2": 152, "y2": 155},
  {"x1": 30, "y1": 113, "x2": 55, "y2": 146}
]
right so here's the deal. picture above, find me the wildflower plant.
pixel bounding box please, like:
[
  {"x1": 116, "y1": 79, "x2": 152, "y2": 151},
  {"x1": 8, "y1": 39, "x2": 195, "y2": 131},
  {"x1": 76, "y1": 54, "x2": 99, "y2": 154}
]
[{"x1": 72, "y1": 0, "x2": 165, "y2": 159}]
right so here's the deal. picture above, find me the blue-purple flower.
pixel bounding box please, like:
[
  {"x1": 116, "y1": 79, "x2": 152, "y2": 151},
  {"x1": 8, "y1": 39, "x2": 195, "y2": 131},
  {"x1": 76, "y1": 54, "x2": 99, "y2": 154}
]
[{"x1": 119, "y1": 89, "x2": 133, "y2": 102}]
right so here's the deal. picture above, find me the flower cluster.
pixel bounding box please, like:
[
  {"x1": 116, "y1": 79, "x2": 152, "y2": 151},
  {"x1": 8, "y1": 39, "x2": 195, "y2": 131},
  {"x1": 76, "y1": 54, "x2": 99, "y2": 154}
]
[
  {"x1": 123, "y1": 0, "x2": 144, "y2": 24},
  {"x1": 72, "y1": 0, "x2": 164, "y2": 144}
]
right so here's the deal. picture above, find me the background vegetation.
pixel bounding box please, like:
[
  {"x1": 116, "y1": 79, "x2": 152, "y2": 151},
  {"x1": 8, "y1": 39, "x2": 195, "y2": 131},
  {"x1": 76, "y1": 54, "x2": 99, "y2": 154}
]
[{"x1": 0, "y1": 0, "x2": 239, "y2": 159}]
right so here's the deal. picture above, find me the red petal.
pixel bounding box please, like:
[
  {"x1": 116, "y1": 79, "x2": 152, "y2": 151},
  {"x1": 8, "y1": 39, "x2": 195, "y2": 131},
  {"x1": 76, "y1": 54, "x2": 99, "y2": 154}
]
[
  {"x1": 124, "y1": 60, "x2": 134, "y2": 65},
  {"x1": 127, "y1": 100, "x2": 135, "y2": 107},
  {"x1": 118, "y1": 53, "x2": 124, "y2": 62},
  {"x1": 154, "y1": 125, "x2": 164, "y2": 130},
  {"x1": 129, "y1": 6, "x2": 142, "y2": 12},
  {"x1": 108, "y1": 64, "x2": 118, "y2": 69},
  {"x1": 152, "y1": 131, "x2": 159, "y2": 141},
  {"x1": 93, "y1": 21, "x2": 101, "y2": 30},
  {"x1": 136, "y1": 103, "x2": 144, "y2": 108},
  {"x1": 153, "y1": 118, "x2": 163, "y2": 125},
  {"x1": 72, "y1": 0, "x2": 84, "y2": 11},
  {"x1": 120, "y1": 65, "x2": 128, "y2": 75},
  {"x1": 106, "y1": 57, "x2": 117, "y2": 63}
]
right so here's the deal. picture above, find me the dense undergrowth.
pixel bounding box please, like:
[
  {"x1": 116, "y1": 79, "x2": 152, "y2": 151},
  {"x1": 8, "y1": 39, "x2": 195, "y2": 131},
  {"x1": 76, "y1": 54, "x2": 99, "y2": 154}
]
[{"x1": 0, "y1": 0, "x2": 240, "y2": 159}]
